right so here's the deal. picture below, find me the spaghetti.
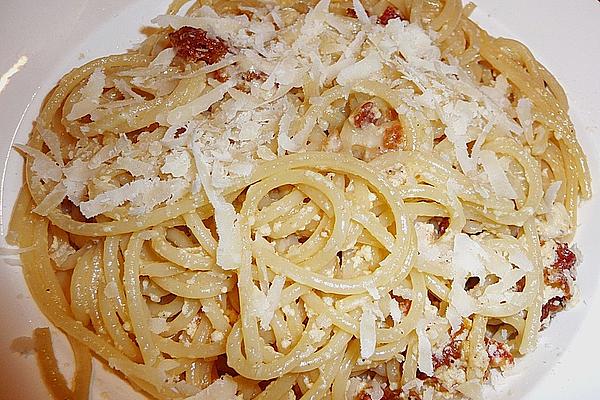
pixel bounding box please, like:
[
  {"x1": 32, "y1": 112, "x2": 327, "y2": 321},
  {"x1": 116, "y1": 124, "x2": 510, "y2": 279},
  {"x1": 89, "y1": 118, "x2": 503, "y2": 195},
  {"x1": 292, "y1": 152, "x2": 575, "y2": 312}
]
[{"x1": 8, "y1": 0, "x2": 590, "y2": 399}]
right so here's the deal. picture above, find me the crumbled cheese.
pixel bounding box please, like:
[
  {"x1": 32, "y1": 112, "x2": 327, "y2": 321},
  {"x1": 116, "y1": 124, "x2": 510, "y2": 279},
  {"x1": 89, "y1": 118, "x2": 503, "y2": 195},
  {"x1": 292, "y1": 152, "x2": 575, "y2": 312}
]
[
  {"x1": 114, "y1": 156, "x2": 155, "y2": 178},
  {"x1": 540, "y1": 240, "x2": 558, "y2": 267},
  {"x1": 423, "y1": 387, "x2": 434, "y2": 400},
  {"x1": 315, "y1": 314, "x2": 332, "y2": 329},
  {"x1": 436, "y1": 365, "x2": 467, "y2": 391},
  {"x1": 447, "y1": 234, "x2": 487, "y2": 330},
  {"x1": 148, "y1": 141, "x2": 163, "y2": 157},
  {"x1": 161, "y1": 150, "x2": 191, "y2": 178}
]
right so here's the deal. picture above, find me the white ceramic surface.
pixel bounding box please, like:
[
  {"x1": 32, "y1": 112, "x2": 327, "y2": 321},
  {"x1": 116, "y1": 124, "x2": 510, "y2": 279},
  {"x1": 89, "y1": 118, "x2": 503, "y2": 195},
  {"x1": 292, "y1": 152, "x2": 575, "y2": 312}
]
[{"x1": 0, "y1": 1, "x2": 598, "y2": 399}]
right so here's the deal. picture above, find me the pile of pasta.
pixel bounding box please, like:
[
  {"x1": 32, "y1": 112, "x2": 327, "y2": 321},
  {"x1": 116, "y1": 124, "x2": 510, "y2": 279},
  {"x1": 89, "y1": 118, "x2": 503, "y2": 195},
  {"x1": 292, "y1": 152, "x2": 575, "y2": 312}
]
[{"x1": 9, "y1": 0, "x2": 590, "y2": 399}]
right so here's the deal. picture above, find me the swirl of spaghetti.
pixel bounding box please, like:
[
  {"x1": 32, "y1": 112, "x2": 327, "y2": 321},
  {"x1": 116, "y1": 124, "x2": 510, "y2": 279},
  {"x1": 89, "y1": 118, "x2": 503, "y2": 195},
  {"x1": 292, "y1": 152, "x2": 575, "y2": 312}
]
[{"x1": 7, "y1": 0, "x2": 591, "y2": 399}]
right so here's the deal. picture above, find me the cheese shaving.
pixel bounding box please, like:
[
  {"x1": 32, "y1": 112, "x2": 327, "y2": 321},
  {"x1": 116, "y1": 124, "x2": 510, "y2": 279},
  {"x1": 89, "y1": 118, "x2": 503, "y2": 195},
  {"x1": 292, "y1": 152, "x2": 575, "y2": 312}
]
[
  {"x1": 14, "y1": 144, "x2": 63, "y2": 182},
  {"x1": 416, "y1": 322, "x2": 434, "y2": 376},
  {"x1": 359, "y1": 307, "x2": 377, "y2": 359},
  {"x1": 479, "y1": 150, "x2": 518, "y2": 199},
  {"x1": 66, "y1": 68, "x2": 105, "y2": 121}
]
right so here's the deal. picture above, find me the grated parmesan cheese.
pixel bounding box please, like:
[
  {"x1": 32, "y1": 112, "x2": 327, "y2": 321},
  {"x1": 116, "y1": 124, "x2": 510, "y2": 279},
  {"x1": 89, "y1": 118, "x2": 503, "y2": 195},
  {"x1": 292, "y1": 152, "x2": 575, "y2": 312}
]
[
  {"x1": 389, "y1": 298, "x2": 404, "y2": 324},
  {"x1": 479, "y1": 150, "x2": 518, "y2": 199},
  {"x1": 14, "y1": 144, "x2": 62, "y2": 182},
  {"x1": 161, "y1": 150, "x2": 191, "y2": 178},
  {"x1": 416, "y1": 321, "x2": 434, "y2": 376},
  {"x1": 66, "y1": 68, "x2": 106, "y2": 121},
  {"x1": 184, "y1": 376, "x2": 238, "y2": 400},
  {"x1": 168, "y1": 80, "x2": 233, "y2": 126},
  {"x1": 336, "y1": 52, "x2": 382, "y2": 86},
  {"x1": 79, "y1": 177, "x2": 188, "y2": 218},
  {"x1": 39, "y1": 128, "x2": 64, "y2": 167},
  {"x1": 516, "y1": 98, "x2": 534, "y2": 143},
  {"x1": 191, "y1": 142, "x2": 243, "y2": 269},
  {"x1": 359, "y1": 307, "x2": 377, "y2": 359}
]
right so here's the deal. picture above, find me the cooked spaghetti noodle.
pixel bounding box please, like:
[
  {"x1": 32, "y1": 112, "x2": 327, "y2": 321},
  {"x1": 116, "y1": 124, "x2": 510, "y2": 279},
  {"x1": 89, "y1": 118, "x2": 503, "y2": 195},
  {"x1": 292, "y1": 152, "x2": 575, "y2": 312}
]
[{"x1": 8, "y1": 0, "x2": 590, "y2": 399}]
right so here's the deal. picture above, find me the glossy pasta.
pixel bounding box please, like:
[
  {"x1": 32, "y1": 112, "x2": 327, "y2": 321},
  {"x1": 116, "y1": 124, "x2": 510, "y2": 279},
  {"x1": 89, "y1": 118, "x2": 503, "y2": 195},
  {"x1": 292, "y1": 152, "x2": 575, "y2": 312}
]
[{"x1": 8, "y1": 0, "x2": 590, "y2": 399}]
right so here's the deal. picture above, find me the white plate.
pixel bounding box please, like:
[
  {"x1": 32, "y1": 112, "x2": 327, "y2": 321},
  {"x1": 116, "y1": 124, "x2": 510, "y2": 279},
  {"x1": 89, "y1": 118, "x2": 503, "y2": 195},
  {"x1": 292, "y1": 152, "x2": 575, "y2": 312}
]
[{"x1": 0, "y1": 1, "x2": 598, "y2": 399}]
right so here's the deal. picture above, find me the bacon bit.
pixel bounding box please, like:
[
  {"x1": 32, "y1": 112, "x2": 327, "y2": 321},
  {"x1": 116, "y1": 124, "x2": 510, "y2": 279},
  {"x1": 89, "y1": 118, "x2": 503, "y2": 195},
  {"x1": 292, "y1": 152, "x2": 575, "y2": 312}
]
[
  {"x1": 353, "y1": 102, "x2": 382, "y2": 128},
  {"x1": 433, "y1": 340, "x2": 463, "y2": 369},
  {"x1": 433, "y1": 134, "x2": 446, "y2": 145},
  {"x1": 414, "y1": 369, "x2": 448, "y2": 394},
  {"x1": 173, "y1": 127, "x2": 187, "y2": 139},
  {"x1": 485, "y1": 338, "x2": 514, "y2": 369},
  {"x1": 377, "y1": 6, "x2": 403, "y2": 26},
  {"x1": 356, "y1": 391, "x2": 370, "y2": 400},
  {"x1": 428, "y1": 291, "x2": 441, "y2": 308},
  {"x1": 358, "y1": 387, "x2": 420, "y2": 400},
  {"x1": 544, "y1": 269, "x2": 571, "y2": 298},
  {"x1": 346, "y1": 8, "x2": 358, "y2": 18},
  {"x1": 292, "y1": 384, "x2": 303, "y2": 398},
  {"x1": 466, "y1": 140, "x2": 475, "y2": 156},
  {"x1": 406, "y1": 390, "x2": 422, "y2": 400},
  {"x1": 416, "y1": 370, "x2": 429, "y2": 380},
  {"x1": 543, "y1": 243, "x2": 577, "y2": 299},
  {"x1": 241, "y1": 70, "x2": 267, "y2": 82},
  {"x1": 125, "y1": 122, "x2": 160, "y2": 143},
  {"x1": 464, "y1": 276, "x2": 479, "y2": 291},
  {"x1": 430, "y1": 216, "x2": 450, "y2": 237},
  {"x1": 540, "y1": 296, "x2": 567, "y2": 322},
  {"x1": 395, "y1": 297, "x2": 412, "y2": 316},
  {"x1": 212, "y1": 68, "x2": 229, "y2": 83},
  {"x1": 552, "y1": 243, "x2": 577, "y2": 271},
  {"x1": 514, "y1": 276, "x2": 526, "y2": 292},
  {"x1": 169, "y1": 26, "x2": 228, "y2": 65},
  {"x1": 382, "y1": 123, "x2": 404, "y2": 151}
]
